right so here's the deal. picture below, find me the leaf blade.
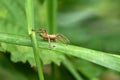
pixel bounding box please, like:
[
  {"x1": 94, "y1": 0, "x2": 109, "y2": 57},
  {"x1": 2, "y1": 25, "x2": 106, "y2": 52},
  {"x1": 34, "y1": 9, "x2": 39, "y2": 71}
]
[{"x1": 0, "y1": 33, "x2": 120, "y2": 72}]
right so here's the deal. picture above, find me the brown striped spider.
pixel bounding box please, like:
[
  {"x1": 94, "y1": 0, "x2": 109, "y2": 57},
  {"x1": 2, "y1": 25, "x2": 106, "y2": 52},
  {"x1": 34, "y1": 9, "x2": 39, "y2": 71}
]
[{"x1": 32, "y1": 28, "x2": 70, "y2": 48}]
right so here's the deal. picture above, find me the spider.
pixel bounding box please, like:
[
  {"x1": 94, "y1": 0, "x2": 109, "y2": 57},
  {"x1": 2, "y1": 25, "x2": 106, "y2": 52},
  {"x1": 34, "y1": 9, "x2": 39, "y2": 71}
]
[{"x1": 32, "y1": 28, "x2": 70, "y2": 48}]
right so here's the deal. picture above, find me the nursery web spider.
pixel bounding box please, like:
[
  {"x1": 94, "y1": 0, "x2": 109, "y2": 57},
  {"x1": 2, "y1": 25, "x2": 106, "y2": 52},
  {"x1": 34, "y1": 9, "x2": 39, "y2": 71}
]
[{"x1": 32, "y1": 28, "x2": 70, "y2": 48}]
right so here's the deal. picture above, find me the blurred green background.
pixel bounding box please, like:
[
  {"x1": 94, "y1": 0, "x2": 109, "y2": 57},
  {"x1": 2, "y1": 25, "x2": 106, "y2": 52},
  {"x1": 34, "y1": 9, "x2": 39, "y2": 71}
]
[{"x1": 0, "y1": 0, "x2": 120, "y2": 80}]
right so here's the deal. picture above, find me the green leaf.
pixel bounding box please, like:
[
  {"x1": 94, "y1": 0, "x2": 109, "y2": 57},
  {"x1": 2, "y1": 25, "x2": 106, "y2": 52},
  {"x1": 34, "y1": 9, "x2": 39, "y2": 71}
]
[
  {"x1": 0, "y1": 0, "x2": 27, "y2": 35},
  {"x1": 40, "y1": 49, "x2": 65, "y2": 65},
  {"x1": 0, "y1": 33, "x2": 120, "y2": 72},
  {"x1": 1, "y1": 43, "x2": 65, "y2": 67},
  {"x1": 72, "y1": 59, "x2": 104, "y2": 79},
  {"x1": 0, "y1": 0, "x2": 42, "y2": 35},
  {"x1": 63, "y1": 58, "x2": 83, "y2": 80},
  {"x1": 56, "y1": 44, "x2": 120, "y2": 72}
]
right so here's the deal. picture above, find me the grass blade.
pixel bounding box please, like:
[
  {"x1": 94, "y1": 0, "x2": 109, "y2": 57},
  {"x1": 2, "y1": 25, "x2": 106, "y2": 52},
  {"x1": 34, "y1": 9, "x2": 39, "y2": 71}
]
[
  {"x1": 63, "y1": 58, "x2": 83, "y2": 80},
  {"x1": 0, "y1": 33, "x2": 120, "y2": 72},
  {"x1": 46, "y1": 0, "x2": 57, "y2": 33},
  {"x1": 26, "y1": 0, "x2": 44, "y2": 80}
]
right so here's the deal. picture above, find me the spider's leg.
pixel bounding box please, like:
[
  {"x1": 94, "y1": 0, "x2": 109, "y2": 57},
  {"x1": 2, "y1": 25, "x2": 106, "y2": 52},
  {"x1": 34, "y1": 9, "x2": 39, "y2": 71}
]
[
  {"x1": 56, "y1": 34, "x2": 70, "y2": 44},
  {"x1": 48, "y1": 35, "x2": 52, "y2": 48}
]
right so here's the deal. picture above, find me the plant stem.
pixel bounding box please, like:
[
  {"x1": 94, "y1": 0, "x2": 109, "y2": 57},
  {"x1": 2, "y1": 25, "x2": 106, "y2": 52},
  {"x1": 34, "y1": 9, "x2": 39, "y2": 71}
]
[
  {"x1": 46, "y1": 0, "x2": 58, "y2": 80},
  {"x1": 46, "y1": 0, "x2": 57, "y2": 33},
  {"x1": 26, "y1": 0, "x2": 44, "y2": 80},
  {"x1": 63, "y1": 59, "x2": 83, "y2": 80}
]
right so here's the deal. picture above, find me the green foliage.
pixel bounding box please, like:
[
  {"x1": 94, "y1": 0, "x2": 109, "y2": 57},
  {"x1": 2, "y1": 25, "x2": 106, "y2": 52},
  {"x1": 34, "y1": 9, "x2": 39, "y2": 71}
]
[
  {"x1": 0, "y1": 0, "x2": 27, "y2": 35},
  {"x1": 0, "y1": 33, "x2": 120, "y2": 72},
  {"x1": 0, "y1": 0, "x2": 120, "y2": 80},
  {"x1": 0, "y1": 33, "x2": 65, "y2": 66},
  {"x1": 73, "y1": 59, "x2": 105, "y2": 79}
]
